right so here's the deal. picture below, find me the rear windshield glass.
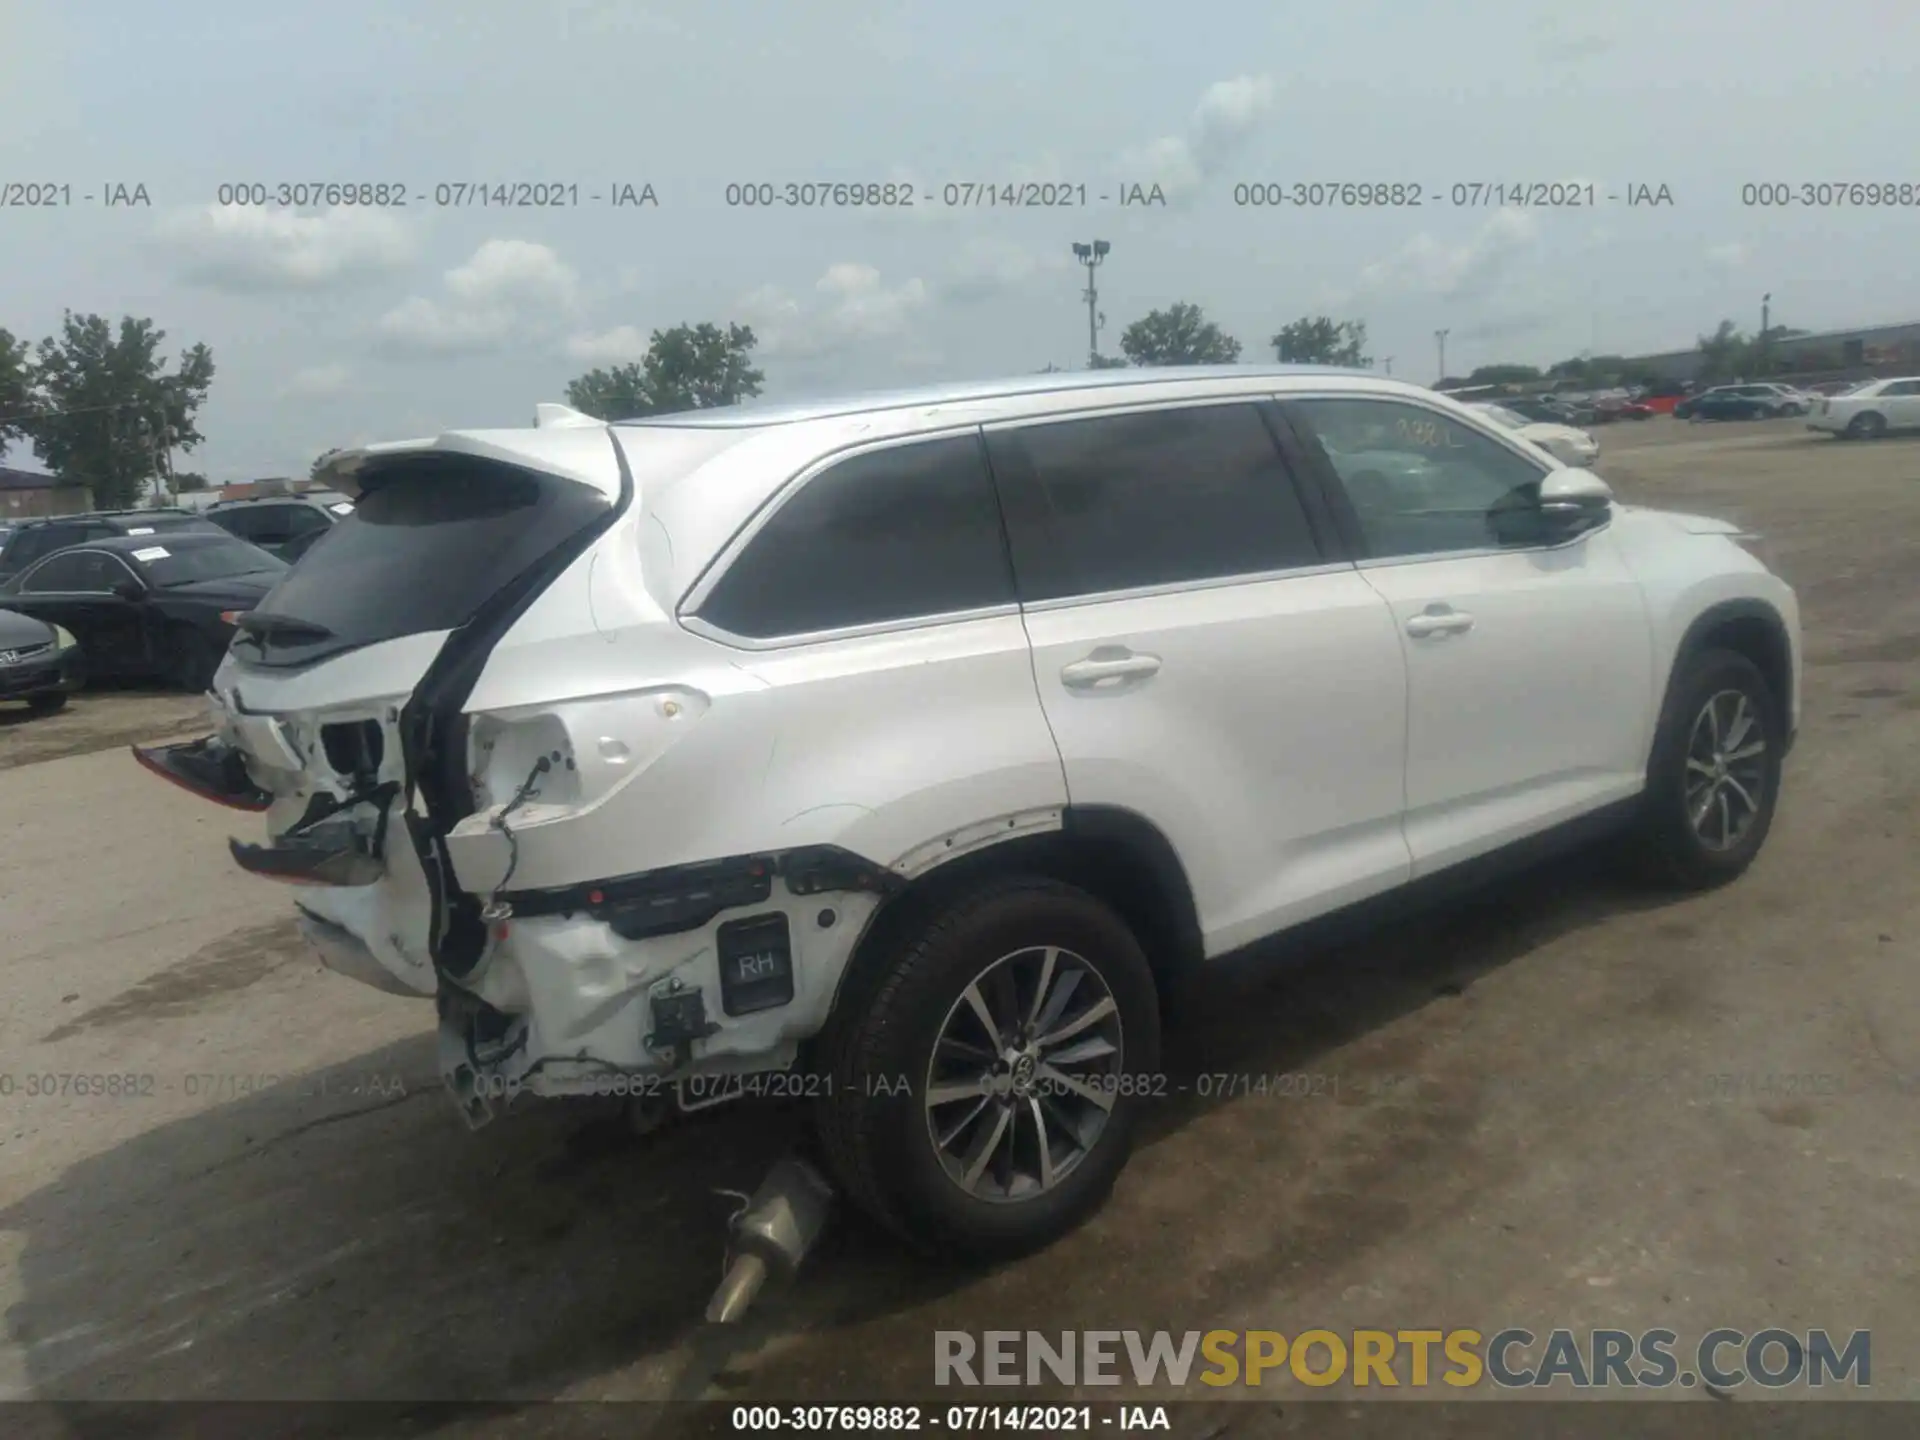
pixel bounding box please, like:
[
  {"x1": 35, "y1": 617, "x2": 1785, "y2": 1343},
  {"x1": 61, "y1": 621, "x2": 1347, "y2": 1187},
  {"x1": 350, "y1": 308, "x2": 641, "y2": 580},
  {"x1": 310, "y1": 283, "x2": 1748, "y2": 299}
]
[
  {"x1": 234, "y1": 456, "x2": 612, "y2": 667},
  {"x1": 143, "y1": 538, "x2": 284, "y2": 586}
]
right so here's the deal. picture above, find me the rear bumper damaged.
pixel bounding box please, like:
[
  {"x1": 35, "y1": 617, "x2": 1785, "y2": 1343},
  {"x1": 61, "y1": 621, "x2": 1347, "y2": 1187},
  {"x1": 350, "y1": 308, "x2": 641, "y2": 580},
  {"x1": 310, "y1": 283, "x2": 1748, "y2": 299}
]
[{"x1": 438, "y1": 847, "x2": 898, "y2": 1125}]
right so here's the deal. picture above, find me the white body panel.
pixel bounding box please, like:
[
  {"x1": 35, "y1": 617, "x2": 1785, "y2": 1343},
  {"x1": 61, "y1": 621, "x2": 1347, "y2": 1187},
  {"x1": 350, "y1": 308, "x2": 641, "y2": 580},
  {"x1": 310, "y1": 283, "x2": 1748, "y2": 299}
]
[{"x1": 187, "y1": 365, "x2": 1801, "y2": 1114}]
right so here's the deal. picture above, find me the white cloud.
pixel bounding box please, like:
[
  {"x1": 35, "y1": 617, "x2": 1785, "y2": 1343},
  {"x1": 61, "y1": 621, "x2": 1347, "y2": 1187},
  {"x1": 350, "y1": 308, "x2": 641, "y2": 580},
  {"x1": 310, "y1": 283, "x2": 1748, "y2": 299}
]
[
  {"x1": 736, "y1": 262, "x2": 930, "y2": 361},
  {"x1": 1706, "y1": 241, "x2": 1751, "y2": 271},
  {"x1": 563, "y1": 324, "x2": 651, "y2": 364},
  {"x1": 1118, "y1": 75, "x2": 1276, "y2": 200},
  {"x1": 1333, "y1": 208, "x2": 1542, "y2": 305},
  {"x1": 155, "y1": 205, "x2": 418, "y2": 292},
  {"x1": 279, "y1": 363, "x2": 352, "y2": 397},
  {"x1": 939, "y1": 237, "x2": 1071, "y2": 304},
  {"x1": 375, "y1": 239, "x2": 580, "y2": 356}
]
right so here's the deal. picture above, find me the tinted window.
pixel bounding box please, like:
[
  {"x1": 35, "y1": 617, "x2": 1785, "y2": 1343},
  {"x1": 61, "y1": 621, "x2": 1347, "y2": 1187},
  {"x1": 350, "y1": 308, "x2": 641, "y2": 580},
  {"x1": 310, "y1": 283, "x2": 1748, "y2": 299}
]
[
  {"x1": 3, "y1": 525, "x2": 85, "y2": 573},
  {"x1": 984, "y1": 404, "x2": 1321, "y2": 602},
  {"x1": 1289, "y1": 397, "x2": 1550, "y2": 559},
  {"x1": 283, "y1": 505, "x2": 331, "y2": 535},
  {"x1": 22, "y1": 549, "x2": 128, "y2": 593},
  {"x1": 208, "y1": 508, "x2": 266, "y2": 542},
  {"x1": 697, "y1": 435, "x2": 1013, "y2": 639},
  {"x1": 235, "y1": 457, "x2": 612, "y2": 667},
  {"x1": 136, "y1": 536, "x2": 285, "y2": 587}
]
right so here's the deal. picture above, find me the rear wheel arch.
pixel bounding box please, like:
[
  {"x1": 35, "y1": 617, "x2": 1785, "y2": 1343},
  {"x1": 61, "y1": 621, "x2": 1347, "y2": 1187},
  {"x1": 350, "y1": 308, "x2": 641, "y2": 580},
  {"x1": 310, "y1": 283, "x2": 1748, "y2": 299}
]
[
  {"x1": 820, "y1": 804, "x2": 1204, "y2": 1039},
  {"x1": 1651, "y1": 600, "x2": 1793, "y2": 766}
]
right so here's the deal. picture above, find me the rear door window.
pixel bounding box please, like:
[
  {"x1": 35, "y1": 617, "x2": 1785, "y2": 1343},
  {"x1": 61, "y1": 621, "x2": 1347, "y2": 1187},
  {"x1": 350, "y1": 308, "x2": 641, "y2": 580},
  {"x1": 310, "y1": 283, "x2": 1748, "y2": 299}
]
[
  {"x1": 234, "y1": 456, "x2": 613, "y2": 667},
  {"x1": 983, "y1": 403, "x2": 1324, "y2": 602},
  {"x1": 693, "y1": 434, "x2": 1015, "y2": 640}
]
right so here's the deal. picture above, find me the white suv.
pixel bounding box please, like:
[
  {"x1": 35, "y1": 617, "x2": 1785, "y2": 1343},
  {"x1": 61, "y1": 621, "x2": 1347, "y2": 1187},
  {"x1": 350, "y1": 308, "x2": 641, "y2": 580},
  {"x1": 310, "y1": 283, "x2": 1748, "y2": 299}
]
[{"x1": 136, "y1": 367, "x2": 1800, "y2": 1259}]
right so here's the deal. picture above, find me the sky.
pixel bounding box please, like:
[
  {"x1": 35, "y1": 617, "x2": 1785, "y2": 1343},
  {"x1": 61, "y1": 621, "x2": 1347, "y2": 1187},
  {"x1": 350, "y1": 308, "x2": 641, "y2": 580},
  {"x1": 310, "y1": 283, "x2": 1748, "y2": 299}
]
[{"x1": 1, "y1": 0, "x2": 1915, "y2": 481}]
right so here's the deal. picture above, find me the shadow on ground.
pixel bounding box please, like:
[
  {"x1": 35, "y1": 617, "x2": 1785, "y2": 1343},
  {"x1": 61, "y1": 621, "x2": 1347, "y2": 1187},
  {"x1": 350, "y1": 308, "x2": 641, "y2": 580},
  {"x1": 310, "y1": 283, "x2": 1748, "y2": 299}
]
[{"x1": 1, "y1": 849, "x2": 1684, "y2": 1435}]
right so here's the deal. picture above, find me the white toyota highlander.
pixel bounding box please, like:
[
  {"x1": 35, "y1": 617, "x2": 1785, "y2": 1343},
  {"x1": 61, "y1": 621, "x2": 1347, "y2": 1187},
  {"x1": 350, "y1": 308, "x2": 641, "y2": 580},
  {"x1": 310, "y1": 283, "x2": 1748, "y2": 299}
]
[{"x1": 137, "y1": 365, "x2": 1800, "y2": 1260}]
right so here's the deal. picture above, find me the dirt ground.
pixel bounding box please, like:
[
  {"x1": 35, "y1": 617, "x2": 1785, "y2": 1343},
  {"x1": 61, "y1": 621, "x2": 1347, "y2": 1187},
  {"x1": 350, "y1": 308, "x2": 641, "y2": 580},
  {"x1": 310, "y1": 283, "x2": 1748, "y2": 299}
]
[{"x1": 3, "y1": 417, "x2": 1918, "y2": 1427}]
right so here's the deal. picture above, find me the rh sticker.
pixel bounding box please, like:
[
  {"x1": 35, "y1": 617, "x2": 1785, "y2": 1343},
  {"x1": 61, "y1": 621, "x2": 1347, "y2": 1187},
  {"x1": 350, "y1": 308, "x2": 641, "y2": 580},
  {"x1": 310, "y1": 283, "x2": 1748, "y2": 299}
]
[{"x1": 132, "y1": 546, "x2": 169, "y2": 561}]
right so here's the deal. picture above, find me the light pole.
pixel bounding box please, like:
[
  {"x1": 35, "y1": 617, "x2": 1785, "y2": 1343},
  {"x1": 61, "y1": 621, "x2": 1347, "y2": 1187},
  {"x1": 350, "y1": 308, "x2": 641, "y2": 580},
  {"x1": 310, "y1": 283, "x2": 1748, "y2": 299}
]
[
  {"x1": 1382, "y1": 357, "x2": 1394, "y2": 377},
  {"x1": 1434, "y1": 329, "x2": 1450, "y2": 383},
  {"x1": 1072, "y1": 240, "x2": 1110, "y2": 365},
  {"x1": 1760, "y1": 292, "x2": 1772, "y2": 375}
]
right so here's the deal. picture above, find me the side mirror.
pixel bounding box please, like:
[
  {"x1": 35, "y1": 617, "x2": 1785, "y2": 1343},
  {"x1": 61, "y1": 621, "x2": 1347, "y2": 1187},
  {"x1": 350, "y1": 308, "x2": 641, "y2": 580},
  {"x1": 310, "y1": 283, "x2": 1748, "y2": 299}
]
[
  {"x1": 1536, "y1": 468, "x2": 1613, "y2": 540},
  {"x1": 112, "y1": 577, "x2": 146, "y2": 601}
]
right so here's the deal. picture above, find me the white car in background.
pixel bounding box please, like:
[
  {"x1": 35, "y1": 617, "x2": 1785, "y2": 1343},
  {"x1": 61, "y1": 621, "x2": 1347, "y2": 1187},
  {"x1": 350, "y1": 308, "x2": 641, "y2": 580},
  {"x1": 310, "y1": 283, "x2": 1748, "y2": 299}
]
[
  {"x1": 1468, "y1": 401, "x2": 1600, "y2": 467},
  {"x1": 1806, "y1": 376, "x2": 1920, "y2": 440}
]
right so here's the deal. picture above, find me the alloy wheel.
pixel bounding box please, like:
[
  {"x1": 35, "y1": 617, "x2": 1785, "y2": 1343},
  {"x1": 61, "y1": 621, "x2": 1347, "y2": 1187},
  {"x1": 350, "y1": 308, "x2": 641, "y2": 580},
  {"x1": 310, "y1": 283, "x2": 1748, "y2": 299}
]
[
  {"x1": 923, "y1": 945, "x2": 1124, "y2": 1203},
  {"x1": 1684, "y1": 688, "x2": 1769, "y2": 851}
]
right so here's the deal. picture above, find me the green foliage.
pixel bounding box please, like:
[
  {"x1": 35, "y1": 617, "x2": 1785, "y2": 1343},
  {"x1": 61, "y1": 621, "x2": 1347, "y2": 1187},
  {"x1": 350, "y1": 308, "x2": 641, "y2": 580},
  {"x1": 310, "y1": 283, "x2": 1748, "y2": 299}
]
[
  {"x1": 0, "y1": 327, "x2": 31, "y2": 446},
  {"x1": 1087, "y1": 353, "x2": 1132, "y2": 369},
  {"x1": 1271, "y1": 316, "x2": 1370, "y2": 368},
  {"x1": 23, "y1": 312, "x2": 215, "y2": 509},
  {"x1": 565, "y1": 322, "x2": 765, "y2": 419},
  {"x1": 1119, "y1": 302, "x2": 1242, "y2": 366},
  {"x1": 1466, "y1": 362, "x2": 1544, "y2": 386}
]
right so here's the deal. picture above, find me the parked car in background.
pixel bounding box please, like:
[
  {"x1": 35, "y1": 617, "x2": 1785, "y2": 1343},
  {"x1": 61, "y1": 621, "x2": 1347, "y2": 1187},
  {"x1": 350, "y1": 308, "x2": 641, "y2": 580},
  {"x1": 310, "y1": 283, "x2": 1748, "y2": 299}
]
[
  {"x1": 205, "y1": 490, "x2": 355, "y2": 562},
  {"x1": 0, "y1": 606, "x2": 85, "y2": 713},
  {"x1": 1805, "y1": 376, "x2": 1920, "y2": 440},
  {"x1": 0, "y1": 531, "x2": 285, "y2": 689},
  {"x1": 1502, "y1": 396, "x2": 1585, "y2": 427},
  {"x1": 0, "y1": 508, "x2": 224, "y2": 586},
  {"x1": 1467, "y1": 401, "x2": 1601, "y2": 467},
  {"x1": 1590, "y1": 393, "x2": 1654, "y2": 423},
  {"x1": 1673, "y1": 384, "x2": 1804, "y2": 421},
  {"x1": 134, "y1": 366, "x2": 1798, "y2": 1258}
]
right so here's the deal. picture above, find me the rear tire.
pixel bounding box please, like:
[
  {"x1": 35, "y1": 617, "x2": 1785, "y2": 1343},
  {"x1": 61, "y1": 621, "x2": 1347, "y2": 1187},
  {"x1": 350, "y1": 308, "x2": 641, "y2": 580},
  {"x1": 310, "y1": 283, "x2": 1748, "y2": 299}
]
[
  {"x1": 26, "y1": 692, "x2": 67, "y2": 714},
  {"x1": 813, "y1": 876, "x2": 1161, "y2": 1261},
  {"x1": 1627, "y1": 648, "x2": 1782, "y2": 891}
]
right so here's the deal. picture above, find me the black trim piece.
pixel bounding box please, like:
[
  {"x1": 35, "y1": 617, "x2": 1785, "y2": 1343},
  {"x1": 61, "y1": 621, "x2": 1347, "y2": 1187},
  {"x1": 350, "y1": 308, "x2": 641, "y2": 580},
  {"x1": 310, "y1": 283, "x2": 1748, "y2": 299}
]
[
  {"x1": 229, "y1": 827, "x2": 385, "y2": 887},
  {"x1": 497, "y1": 844, "x2": 902, "y2": 938},
  {"x1": 399, "y1": 435, "x2": 637, "y2": 981},
  {"x1": 1256, "y1": 401, "x2": 1348, "y2": 564},
  {"x1": 1269, "y1": 398, "x2": 1372, "y2": 561}
]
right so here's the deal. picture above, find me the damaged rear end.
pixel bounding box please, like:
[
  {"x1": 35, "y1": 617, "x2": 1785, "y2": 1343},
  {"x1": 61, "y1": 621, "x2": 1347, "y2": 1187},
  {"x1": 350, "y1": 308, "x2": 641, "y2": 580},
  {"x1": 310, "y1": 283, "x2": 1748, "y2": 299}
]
[{"x1": 137, "y1": 415, "x2": 883, "y2": 1123}]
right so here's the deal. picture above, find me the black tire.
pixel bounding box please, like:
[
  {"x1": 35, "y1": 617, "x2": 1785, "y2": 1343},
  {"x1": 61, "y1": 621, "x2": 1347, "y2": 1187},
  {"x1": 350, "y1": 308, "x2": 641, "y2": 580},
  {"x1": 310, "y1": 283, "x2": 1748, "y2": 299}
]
[
  {"x1": 168, "y1": 626, "x2": 224, "y2": 692},
  {"x1": 26, "y1": 691, "x2": 68, "y2": 714},
  {"x1": 1846, "y1": 412, "x2": 1887, "y2": 440},
  {"x1": 1628, "y1": 648, "x2": 1783, "y2": 890},
  {"x1": 813, "y1": 876, "x2": 1161, "y2": 1261}
]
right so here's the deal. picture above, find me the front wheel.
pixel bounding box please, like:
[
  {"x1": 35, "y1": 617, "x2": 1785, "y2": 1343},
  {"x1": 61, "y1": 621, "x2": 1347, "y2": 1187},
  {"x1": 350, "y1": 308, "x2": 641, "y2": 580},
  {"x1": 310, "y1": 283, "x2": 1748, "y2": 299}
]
[
  {"x1": 26, "y1": 691, "x2": 68, "y2": 714},
  {"x1": 1846, "y1": 412, "x2": 1887, "y2": 440},
  {"x1": 813, "y1": 877, "x2": 1161, "y2": 1260},
  {"x1": 1629, "y1": 648, "x2": 1782, "y2": 890}
]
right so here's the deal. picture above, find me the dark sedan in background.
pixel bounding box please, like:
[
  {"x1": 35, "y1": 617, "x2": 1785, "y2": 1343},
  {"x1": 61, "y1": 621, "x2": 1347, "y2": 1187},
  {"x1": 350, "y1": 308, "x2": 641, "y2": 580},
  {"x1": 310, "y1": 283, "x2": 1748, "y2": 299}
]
[
  {"x1": 0, "y1": 531, "x2": 286, "y2": 691},
  {"x1": 0, "y1": 607, "x2": 86, "y2": 713}
]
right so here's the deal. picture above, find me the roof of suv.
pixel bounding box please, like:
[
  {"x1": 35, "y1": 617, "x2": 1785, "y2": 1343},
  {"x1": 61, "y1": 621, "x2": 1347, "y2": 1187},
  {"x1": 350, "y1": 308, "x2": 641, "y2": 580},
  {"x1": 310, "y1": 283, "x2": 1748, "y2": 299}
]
[
  {"x1": 614, "y1": 363, "x2": 1377, "y2": 430},
  {"x1": 9, "y1": 507, "x2": 207, "y2": 530}
]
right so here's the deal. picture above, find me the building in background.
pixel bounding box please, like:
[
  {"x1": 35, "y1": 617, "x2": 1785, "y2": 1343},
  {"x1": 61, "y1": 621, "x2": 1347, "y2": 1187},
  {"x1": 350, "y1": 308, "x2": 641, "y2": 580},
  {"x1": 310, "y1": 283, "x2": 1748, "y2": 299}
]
[
  {"x1": 1622, "y1": 320, "x2": 1920, "y2": 385},
  {"x1": 0, "y1": 466, "x2": 91, "y2": 519}
]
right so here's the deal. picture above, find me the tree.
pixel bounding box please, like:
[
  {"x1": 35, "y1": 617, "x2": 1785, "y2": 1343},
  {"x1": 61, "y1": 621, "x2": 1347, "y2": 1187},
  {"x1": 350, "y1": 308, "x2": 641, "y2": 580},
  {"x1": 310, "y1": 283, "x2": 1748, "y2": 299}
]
[
  {"x1": 565, "y1": 322, "x2": 764, "y2": 419},
  {"x1": 310, "y1": 447, "x2": 345, "y2": 480},
  {"x1": 1087, "y1": 354, "x2": 1131, "y2": 369},
  {"x1": 1695, "y1": 321, "x2": 1750, "y2": 384},
  {"x1": 172, "y1": 471, "x2": 209, "y2": 492},
  {"x1": 0, "y1": 327, "x2": 32, "y2": 448},
  {"x1": 1119, "y1": 303, "x2": 1241, "y2": 366},
  {"x1": 24, "y1": 312, "x2": 214, "y2": 509},
  {"x1": 1270, "y1": 316, "x2": 1370, "y2": 368}
]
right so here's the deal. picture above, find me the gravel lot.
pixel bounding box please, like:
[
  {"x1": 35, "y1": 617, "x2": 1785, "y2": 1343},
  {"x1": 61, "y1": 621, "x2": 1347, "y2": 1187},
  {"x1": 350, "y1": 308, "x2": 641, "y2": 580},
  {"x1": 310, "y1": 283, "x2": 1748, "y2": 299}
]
[{"x1": 3, "y1": 417, "x2": 1917, "y2": 1423}]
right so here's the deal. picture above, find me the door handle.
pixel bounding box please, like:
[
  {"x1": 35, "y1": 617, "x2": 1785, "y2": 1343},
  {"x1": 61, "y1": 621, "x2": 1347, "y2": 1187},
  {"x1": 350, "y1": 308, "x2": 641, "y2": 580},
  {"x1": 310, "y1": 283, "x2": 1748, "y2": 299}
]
[
  {"x1": 1405, "y1": 607, "x2": 1475, "y2": 638},
  {"x1": 1060, "y1": 649, "x2": 1162, "y2": 689}
]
